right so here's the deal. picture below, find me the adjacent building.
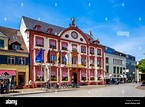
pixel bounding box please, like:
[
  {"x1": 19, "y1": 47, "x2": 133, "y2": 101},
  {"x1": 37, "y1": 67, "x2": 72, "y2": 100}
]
[
  {"x1": 125, "y1": 54, "x2": 136, "y2": 81},
  {"x1": 104, "y1": 46, "x2": 137, "y2": 83},
  {"x1": 0, "y1": 26, "x2": 29, "y2": 88},
  {"x1": 104, "y1": 46, "x2": 127, "y2": 83},
  {"x1": 20, "y1": 16, "x2": 105, "y2": 87}
]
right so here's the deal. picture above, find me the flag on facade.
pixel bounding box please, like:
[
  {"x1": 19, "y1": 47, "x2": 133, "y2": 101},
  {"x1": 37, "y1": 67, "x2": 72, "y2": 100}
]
[
  {"x1": 57, "y1": 51, "x2": 61, "y2": 63},
  {"x1": 35, "y1": 48, "x2": 43, "y2": 63},
  {"x1": 65, "y1": 53, "x2": 68, "y2": 64},
  {"x1": 46, "y1": 50, "x2": 50, "y2": 63}
]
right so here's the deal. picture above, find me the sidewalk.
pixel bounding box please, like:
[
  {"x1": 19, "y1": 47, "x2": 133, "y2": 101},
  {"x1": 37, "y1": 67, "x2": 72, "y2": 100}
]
[{"x1": 0, "y1": 85, "x2": 105, "y2": 97}]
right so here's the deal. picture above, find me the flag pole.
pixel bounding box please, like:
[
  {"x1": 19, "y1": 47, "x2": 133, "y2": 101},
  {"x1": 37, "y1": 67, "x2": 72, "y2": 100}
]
[
  {"x1": 49, "y1": 63, "x2": 51, "y2": 89},
  {"x1": 35, "y1": 48, "x2": 43, "y2": 89},
  {"x1": 41, "y1": 62, "x2": 42, "y2": 89}
]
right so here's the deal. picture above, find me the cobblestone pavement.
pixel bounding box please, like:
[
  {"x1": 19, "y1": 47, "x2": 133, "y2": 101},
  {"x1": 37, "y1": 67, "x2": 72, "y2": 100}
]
[
  {"x1": 2, "y1": 83, "x2": 144, "y2": 97},
  {"x1": 0, "y1": 84, "x2": 104, "y2": 97}
]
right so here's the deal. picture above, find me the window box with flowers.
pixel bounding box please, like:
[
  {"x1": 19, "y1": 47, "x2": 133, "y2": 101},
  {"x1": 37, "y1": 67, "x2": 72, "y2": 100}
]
[
  {"x1": 97, "y1": 64, "x2": 101, "y2": 68},
  {"x1": 97, "y1": 53, "x2": 101, "y2": 55},
  {"x1": 36, "y1": 44, "x2": 43, "y2": 47},
  {"x1": 81, "y1": 50, "x2": 86, "y2": 53},
  {"x1": 51, "y1": 76, "x2": 57, "y2": 81},
  {"x1": 98, "y1": 77, "x2": 102, "y2": 81},
  {"x1": 36, "y1": 76, "x2": 44, "y2": 81},
  {"x1": 90, "y1": 52, "x2": 94, "y2": 55},
  {"x1": 72, "y1": 49, "x2": 77, "y2": 53},
  {"x1": 90, "y1": 64, "x2": 94, "y2": 66},
  {"x1": 81, "y1": 77, "x2": 86, "y2": 82},
  {"x1": 50, "y1": 45, "x2": 56, "y2": 49},
  {"x1": 62, "y1": 77, "x2": 68, "y2": 81},
  {"x1": 62, "y1": 47, "x2": 67, "y2": 50},
  {"x1": 82, "y1": 63, "x2": 86, "y2": 66},
  {"x1": 51, "y1": 61, "x2": 56, "y2": 64},
  {"x1": 90, "y1": 77, "x2": 95, "y2": 81},
  {"x1": 62, "y1": 61, "x2": 67, "y2": 65}
]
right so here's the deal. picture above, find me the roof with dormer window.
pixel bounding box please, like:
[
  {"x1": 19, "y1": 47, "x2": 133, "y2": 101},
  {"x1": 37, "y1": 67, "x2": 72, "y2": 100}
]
[{"x1": 0, "y1": 26, "x2": 28, "y2": 53}]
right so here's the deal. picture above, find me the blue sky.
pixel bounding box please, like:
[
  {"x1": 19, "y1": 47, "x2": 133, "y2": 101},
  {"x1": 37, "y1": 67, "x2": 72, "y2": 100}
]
[{"x1": 0, "y1": 0, "x2": 145, "y2": 61}]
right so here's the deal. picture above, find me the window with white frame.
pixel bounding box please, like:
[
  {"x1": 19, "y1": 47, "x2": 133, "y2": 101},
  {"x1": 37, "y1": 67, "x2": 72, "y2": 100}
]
[
  {"x1": 72, "y1": 45, "x2": 77, "y2": 51},
  {"x1": 50, "y1": 55, "x2": 56, "y2": 63},
  {"x1": 50, "y1": 41, "x2": 56, "y2": 49},
  {"x1": 0, "y1": 39, "x2": 4, "y2": 48},
  {"x1": 12, "y1": 44, "x2": 20, "y2": 50},
  {"x1": 81, "y1": 58, "x2": 86, "y2": 65},
  {"x1": 8, "y1": 56, "x2": 15, "y2": 64},
  {"x1": 72, "y1": 57, "x2": 77, "y2": 64},
  {"x1": 19, "y1": 57, "x2": 25, "y2": 65}
]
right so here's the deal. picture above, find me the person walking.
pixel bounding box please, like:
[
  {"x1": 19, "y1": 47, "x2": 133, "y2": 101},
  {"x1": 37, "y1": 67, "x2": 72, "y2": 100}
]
[
  {"x1": 5, "y1": 80, "x2": 9, "y2": 93},
  {"x1": 1, "y1": 81, "x2": 4, "y2": 94},
  {"x1": 11, "y1": 80, "x2": 16, "y2": 92}
]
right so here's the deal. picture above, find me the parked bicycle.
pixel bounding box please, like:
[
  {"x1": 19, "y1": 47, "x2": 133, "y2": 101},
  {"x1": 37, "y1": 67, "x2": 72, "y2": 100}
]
[{"x1": 61, "y1": 82, "x2": 72, "y2": 88}]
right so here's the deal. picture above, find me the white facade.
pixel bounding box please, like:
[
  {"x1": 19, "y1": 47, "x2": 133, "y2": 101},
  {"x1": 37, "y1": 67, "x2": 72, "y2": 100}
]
[{"x1": 104, "y1": 52, "x2": 126, "y2": 81}]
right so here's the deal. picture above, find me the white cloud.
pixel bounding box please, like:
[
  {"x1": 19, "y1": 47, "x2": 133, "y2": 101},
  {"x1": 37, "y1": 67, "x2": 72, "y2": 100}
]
[
  {"x1": 81, "y1": 19, "x2": 145, "y2": 61},
  {"x1": 111, "y1": 26, "x2": 145, "y2": 61}
]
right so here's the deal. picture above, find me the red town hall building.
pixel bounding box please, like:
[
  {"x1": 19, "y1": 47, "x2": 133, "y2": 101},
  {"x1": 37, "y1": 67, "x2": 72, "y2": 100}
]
[{"x1": 20, "y1": 16, "x2": 105, "y2": 87}]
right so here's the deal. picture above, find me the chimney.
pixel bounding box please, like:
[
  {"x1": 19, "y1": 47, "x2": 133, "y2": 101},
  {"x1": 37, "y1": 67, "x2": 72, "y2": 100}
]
[{"x1": 47, "y1": 28, "x2": 53, "y2": 34}]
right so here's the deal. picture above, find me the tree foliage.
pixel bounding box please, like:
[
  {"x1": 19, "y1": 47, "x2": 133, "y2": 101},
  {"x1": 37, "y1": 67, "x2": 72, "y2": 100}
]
[{"x1": 135, "y1": 59, "x2": 145, "y2": 73}]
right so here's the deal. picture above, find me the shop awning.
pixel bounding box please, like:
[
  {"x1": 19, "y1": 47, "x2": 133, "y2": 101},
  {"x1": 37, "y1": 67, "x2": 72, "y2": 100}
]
[{"x1": 0, "y1": 70, "x2": 16, "y2": 76}]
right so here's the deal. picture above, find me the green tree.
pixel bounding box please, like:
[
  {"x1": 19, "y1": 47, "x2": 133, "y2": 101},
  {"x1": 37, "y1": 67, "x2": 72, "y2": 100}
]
[{"x1": 135, "y1": 59, "x2": 145, "y2": 73}]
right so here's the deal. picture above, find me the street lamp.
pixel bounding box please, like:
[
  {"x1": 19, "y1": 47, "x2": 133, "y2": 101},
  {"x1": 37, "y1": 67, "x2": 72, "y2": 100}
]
[
  {"x1": 109, "y1": 74, "x2": 112, "y2": 84},
  {"x1": 49, "y1": 66, "x2": 51, "y2": 89},
  {"x1": 104, "y1": 70, "x2": 107, "y2": 86}
]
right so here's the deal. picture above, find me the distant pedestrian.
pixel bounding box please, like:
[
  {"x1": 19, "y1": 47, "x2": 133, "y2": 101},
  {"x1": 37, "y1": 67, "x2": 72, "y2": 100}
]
[
  {"x1": 1, "y1": 81, "x2": 4, "y2": 94},
  {"x1": 11, "y1": 80, "x2": 16, "y2": 92},
  {"x1": 5, "y1": 80, "x2": 9, "y2": 93}
]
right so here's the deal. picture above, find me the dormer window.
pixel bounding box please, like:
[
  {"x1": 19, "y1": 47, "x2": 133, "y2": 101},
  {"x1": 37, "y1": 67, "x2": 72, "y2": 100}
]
[
  {"x1": 12, "y1": 44, "x2": 20, "y2": 50},
  {"x1": 47, "y1": 28, "x2": 53, "y2": 34},
  {"x1": 34, "y1": 25, "x2": 41, "y2": 31}
]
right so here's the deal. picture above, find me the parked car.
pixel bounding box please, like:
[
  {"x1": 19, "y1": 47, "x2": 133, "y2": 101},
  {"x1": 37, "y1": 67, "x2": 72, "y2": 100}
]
[{"x1": 141, "y1": 82, "x2": 145, "y2": 86}]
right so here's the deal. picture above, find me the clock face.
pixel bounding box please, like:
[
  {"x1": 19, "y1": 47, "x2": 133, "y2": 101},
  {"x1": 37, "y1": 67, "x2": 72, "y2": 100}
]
[{"x1": 71, "y1": 32, "x2": 78, "y2": 39}]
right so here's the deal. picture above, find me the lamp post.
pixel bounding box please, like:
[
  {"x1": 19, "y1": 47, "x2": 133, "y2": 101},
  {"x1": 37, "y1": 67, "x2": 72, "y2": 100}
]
[
  {"x1": 109, "y1": 74, "x2": 112, "y2": 84},
  {"x1": 104, "y1": 70, "x2": 106, "y2": 86},
  {"x1": 49, "y1": 66, "x2": 51, "y2": 89},
  {"x1": 40, "y1": 63, "x2": 42, "y2": 89},
  {"x1": 45, "y1": 67, "x2": 48, "y2": 82}
]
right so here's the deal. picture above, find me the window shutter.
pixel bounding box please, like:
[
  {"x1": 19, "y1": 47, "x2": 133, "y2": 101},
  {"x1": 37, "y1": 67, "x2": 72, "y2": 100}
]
[
  {"x1": 26, "y1": 57, "x2": 29, "y2": 65},
  {"x1": 15, "y1": 56, "x2": 19, "y2": 64},
  {"x1": 0, "y1": 55, "x2": 7, "y2": 64}
]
